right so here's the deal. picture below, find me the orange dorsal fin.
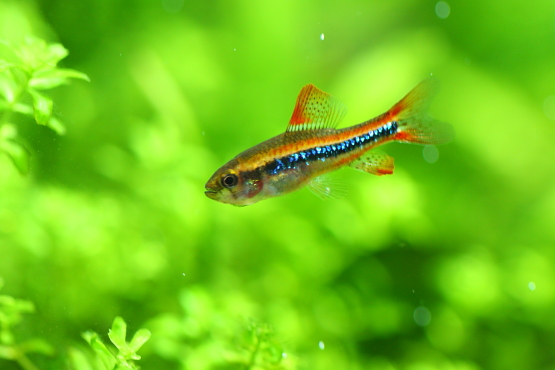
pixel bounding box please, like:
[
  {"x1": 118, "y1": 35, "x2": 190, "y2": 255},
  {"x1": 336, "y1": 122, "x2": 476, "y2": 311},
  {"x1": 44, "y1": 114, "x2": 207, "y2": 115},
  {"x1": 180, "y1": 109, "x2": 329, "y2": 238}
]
[{"x1": 286, "y1": 84, "x2": 347, "y2": 133}]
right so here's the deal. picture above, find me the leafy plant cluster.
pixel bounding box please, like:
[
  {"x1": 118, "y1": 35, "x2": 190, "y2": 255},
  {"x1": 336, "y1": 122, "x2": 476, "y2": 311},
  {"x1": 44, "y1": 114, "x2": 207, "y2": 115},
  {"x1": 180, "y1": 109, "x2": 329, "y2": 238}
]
[
  {"x1": 0, "y1": 36, "x2": 89, "y2": 174},
  {"x1": 71, "y1": 317, "x2": 151, "y2": 370},
  {"x1": 0, "y1": 278, "x2": 294, "y2": 370},
  {"x1": 0, "y1": 277, "x2": 54, "y2": 370},
  {"x1": 0, "y1": 277, "x2": 151, "y2": 370},
  {"x1": 140, "y1": 286, "x2": 296, "y2": 370}
]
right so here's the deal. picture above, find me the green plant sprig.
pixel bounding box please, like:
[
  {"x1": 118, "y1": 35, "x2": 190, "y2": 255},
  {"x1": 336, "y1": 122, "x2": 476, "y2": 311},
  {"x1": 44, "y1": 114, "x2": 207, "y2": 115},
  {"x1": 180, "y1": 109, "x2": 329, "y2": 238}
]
[
  {"x1": 0, "y1": 277, "x2": 54, "y2": 370},
  {"x1": 79, "y1": 316, "x2": 151, "y2": 370},
  {"x1": 0, "y1": 36, "x2": 89, "y2": 174}
]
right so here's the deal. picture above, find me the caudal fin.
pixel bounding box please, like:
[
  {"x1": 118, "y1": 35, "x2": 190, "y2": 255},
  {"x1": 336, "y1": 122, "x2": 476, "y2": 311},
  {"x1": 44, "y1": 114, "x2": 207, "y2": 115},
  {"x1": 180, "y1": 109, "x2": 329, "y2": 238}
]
[{"x1": 392, "y1": 77, "x2": 454, "y2": 145}]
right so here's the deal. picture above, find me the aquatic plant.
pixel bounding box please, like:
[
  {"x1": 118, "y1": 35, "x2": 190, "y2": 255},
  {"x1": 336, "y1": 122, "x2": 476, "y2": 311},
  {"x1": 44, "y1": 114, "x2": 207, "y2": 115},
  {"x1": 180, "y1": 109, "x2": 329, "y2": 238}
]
[
  {"x1": 0, "y1": 277, "x2": 54, "y2": 370},
  {"x1": 0, "y1": 36, "x2": 89, "y2": 174}
]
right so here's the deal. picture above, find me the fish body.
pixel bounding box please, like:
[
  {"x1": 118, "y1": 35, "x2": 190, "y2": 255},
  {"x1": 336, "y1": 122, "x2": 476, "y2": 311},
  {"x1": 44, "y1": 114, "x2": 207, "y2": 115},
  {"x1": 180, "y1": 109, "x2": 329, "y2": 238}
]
[{"x1": 205, "y1": 78, "x2": 453, "y2": 206}]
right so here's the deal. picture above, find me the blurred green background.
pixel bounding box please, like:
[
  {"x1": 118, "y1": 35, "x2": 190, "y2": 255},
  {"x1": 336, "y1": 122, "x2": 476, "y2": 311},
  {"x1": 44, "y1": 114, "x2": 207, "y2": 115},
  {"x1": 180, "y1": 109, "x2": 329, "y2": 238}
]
[{"x1": 1, "y1": 0, "x2": 555, "y2": 369}]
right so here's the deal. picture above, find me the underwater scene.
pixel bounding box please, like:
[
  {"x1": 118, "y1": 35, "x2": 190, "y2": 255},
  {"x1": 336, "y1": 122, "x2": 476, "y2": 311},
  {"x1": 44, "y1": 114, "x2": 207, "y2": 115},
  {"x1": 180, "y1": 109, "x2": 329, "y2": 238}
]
[{"x1": 1, "y1": 0, "x2": 555, "y2": 369}]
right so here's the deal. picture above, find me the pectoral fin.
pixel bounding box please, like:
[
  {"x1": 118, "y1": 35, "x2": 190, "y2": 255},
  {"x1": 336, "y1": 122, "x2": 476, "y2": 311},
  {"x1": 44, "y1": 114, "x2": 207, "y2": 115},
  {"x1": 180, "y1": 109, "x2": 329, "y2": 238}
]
[
  {"x1": 307, "y1": 175, "x2": 347, "y2": 200},
  {"x1": 349, "y1": 152, "x2": 394, "y2": 176}
]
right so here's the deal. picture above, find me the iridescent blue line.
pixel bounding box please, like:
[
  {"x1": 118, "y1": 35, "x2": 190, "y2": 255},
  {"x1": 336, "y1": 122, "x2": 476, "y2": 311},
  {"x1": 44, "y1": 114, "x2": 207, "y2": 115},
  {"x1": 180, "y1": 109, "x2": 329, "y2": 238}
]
[{"x1": 265, "y1": 121, "x2": 398, "y2": 175}]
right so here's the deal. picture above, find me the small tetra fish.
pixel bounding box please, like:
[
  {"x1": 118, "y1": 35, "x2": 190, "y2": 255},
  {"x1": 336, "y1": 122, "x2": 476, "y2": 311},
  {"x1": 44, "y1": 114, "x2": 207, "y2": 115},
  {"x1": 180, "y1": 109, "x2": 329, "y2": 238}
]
[{"x1": 205, "y1": 77, "x2": 453, "y2": 206}]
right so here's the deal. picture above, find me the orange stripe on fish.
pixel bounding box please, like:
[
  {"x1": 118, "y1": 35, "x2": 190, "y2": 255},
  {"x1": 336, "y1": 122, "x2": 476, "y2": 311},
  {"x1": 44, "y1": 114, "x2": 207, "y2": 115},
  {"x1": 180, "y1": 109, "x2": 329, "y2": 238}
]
[{"x1": 205, "y1": 77, "x2": 454, "y2": 206}]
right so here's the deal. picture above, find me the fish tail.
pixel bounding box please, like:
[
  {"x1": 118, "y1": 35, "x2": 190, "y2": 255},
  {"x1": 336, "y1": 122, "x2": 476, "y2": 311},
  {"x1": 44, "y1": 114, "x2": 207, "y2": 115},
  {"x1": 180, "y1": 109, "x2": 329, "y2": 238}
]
[{"x1": 391, "y1": 77, "x2": 454, "y2": 145}]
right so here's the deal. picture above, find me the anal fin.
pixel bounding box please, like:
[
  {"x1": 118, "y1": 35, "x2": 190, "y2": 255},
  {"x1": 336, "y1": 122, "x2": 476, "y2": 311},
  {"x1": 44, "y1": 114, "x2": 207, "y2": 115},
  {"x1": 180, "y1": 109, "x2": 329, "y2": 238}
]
[{"x1": 349, "y1": 152, "x2": 395, "y2": 176}]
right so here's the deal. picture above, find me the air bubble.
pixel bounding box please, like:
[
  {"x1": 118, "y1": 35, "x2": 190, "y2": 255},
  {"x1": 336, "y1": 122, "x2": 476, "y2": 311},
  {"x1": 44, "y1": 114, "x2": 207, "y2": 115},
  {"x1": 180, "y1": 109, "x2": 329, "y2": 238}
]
[
  {"x1": 435, "y1": 1, "x2": 450, "y2": 19},
  {"x1": 161, "y1": 0, "x2": 184, "y2": 13},
  {"x1": 543, "y1": 95, "x2": 555, "y2": 120},
  {"x1": 423, "y1": 145, "x2": 439, "y2": 163},
  {"x1": 413, "y1": 306, "x2": 432, "y2": 326}
]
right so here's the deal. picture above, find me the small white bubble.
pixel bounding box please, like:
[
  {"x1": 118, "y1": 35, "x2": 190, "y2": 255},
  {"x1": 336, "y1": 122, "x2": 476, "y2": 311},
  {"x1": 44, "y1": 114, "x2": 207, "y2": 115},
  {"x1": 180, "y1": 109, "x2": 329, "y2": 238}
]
[
  {"x1": 233, "y1": 48, "x2": 237, "y2": 52},
  {"x1": 543, "y1": 96, "x2": 555, "y2": 120},
  {"x1": 414, "y1": 306, "x2": 432, "y2": 326},
  {"x1": 435, "y1": 1, "x2": 450, "y2": 19},
  {"x1": 318, "y1": 341, "x2": 325, "y2": 350},
  {"x1": 423, "y1": 145, "x2": 439, "y2": 163},
  {"x1": 161, "y1": 0, "x2": 184, "y2": 13},
  {"x1": 529, "y1": 281, "x2": 536, "y2": 291},
  {"x1": 320, "y1": 33, "x2": 325, "y2": 41},
  {"x1": 182, "y1": 273, "x2": 186, "y2": 276},
  {"x1": 282, "y1": 352, "x2": 287, "y2": 358}
]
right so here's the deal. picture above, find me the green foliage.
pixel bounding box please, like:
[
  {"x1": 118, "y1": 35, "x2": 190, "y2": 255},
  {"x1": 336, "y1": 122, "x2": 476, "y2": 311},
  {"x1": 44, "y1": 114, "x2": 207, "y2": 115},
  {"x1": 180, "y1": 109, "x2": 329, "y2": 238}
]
[
  {"x1": 0, "y1": 277, "x2": 54, "y2": 370},
  {"x1": 0, "y1": 36, "x2": 89, "y2": 174},
  {"x1": 1, "y1": 1, "x2": 555, "y2": 370},
  {"x1": 70, "y1": 317, "x2": 150, "y2": 370},
  {"x1": 147, "y1": 287, "x2": 294, "y2": 370},
  {"x1": 231, "y1": 320, "x2": 290, "y2": 370}
]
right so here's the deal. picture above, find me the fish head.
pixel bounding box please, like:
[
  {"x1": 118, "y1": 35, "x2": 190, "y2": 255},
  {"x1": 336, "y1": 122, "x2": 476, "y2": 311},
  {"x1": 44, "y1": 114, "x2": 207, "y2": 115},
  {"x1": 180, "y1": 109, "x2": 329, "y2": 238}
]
[{"x1": 204, "y1": 159, "x2": 264, "y2": 206}]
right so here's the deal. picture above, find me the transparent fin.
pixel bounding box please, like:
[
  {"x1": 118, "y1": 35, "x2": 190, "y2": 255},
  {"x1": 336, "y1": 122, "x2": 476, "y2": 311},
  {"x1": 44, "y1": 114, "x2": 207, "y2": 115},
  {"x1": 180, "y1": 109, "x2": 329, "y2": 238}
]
[
  {"x1": 391, "y1": 77, "x2": 455, "y2": 145},
  {"x1": 286, "y1": 84, "x2": 347, "y2": 132},
  {"x1": 349, "y1": 151, "x2": 394, "y2": 176},
  {"x1": 307, "y1": 174, "x2": 347, "y2": 200}
]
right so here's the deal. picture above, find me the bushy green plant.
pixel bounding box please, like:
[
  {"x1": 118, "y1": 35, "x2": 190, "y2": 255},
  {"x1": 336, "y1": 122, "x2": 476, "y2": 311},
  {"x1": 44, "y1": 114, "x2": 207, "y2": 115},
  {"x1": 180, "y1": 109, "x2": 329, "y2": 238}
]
[
  {"x1": 147, "y1": 287, "x2": 296, "y2": 370},
  {"x1": 0, "y1": 277, "x2": 54, "y2": 370},
  {"x1": 229, "y1": 320, "x2": 290, "y2": 370},
  {"x1": 0, "y1": 36, "x2": 89, "y2": 174},
  {"x1": 69, "y1": 317, "x2": 151, "y2": 370}
]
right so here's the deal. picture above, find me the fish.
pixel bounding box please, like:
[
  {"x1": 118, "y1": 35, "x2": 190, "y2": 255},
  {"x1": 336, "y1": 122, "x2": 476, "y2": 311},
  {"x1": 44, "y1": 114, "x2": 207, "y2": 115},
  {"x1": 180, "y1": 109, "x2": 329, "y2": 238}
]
[{"x1": 205, "y1": 77, "x2": 454, "y2": 206}]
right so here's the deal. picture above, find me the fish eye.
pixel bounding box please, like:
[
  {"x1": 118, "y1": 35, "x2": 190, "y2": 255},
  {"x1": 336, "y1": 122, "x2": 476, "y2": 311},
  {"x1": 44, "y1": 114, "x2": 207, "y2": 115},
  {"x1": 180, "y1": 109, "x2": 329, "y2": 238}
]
[{"x1": 221, "y1": 173, "x2": 238, "y2": 189}]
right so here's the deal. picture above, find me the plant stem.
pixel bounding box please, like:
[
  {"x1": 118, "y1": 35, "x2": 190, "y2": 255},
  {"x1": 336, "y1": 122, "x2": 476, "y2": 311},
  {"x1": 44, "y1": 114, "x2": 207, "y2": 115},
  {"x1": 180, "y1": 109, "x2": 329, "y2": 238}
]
[
  {"x1": 245, "y1": 334, "x2": 261, "y2": 370},
  {"x1": 15, "y1": 350, "x2": 40, "y2": 370},
  {"x1": 0, "y1": 68, "x2": 31, "y2": 128}
]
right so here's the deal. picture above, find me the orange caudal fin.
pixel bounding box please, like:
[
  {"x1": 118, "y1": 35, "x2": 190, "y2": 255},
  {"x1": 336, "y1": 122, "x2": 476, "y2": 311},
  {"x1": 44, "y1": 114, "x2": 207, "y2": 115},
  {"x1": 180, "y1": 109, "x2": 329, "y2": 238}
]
[{"x1": 392, "y1": 77, "x2": 454, "y2": 145}]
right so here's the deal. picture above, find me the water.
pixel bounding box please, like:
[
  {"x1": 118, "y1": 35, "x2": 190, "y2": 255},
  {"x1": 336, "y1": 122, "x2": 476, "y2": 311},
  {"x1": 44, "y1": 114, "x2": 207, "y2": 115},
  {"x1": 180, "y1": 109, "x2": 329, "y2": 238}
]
[{"x1": 0, "y1": 1, "x2": 553, "y2": 369}]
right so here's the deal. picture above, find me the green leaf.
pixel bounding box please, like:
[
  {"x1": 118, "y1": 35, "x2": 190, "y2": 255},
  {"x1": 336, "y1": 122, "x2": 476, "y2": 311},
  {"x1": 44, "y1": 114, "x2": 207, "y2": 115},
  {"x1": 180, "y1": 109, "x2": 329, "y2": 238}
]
[
  {"x1": 0, "y1": 344, "x2": 15, "y2": 360},
  {"x1": 14, "y1": 299, "x2": 35, "y2": 313},
  {"x1": 0, "y1": 40, "x2": 20, "y2": 61},
  {"x1": 0, "y1": 123, "x2": 17, "y2": 140},
  {"x1": 20, "y1": 338, "x2": 55, "y2": 355},
  {"x1": 30, "y1": 68, "x2": 90, "y2": 90},
  {"x1": 108, "y1": 316, "x2": 128, "y2": 352},
  {"x1": 12, "y1": 103, "x2": 33, "y2": 116},
  {"x1": 129, "y1": 329, "x2": 151, "y2": 353},
  {"x1": 0, "y1": 138, "x2": 30, "y2": 175},
  {"x1": 0, "y1": 59, "x2": 17, "y2": 72},
  {"x1": 81, "y1": 331, "x2": 96, "y2": 345},
  {"x1": 67, "y1": 347, "x2": 95, "y2": 370},
  {"x1": 28, "y1": 89, "x2": 53, "y2": 125},
  {"x1": 0, "y1": 329, "x2": 14, "y2": 345},
  {"x1": 47, "y1": 116, "x2": 66, "y2": 135},
  {"x1": 44, "y1": 42, "x2": 69, "y2": 66},
  {"x1": 82, "y1": 331, "x2": 116, "y2": 370},
  {"x1": 0, "y1": 73, "x2": 17, "y2": 103}
]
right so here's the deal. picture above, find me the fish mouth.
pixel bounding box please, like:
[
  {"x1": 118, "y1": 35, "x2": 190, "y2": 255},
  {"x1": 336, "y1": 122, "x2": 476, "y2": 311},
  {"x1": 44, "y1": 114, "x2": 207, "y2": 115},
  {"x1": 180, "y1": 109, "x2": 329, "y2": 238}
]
[
  {"x1": 204, "y1": 191, "x2": 217, "y2": 199},
  {"x1": 204, "y1": 186, "x2": 218, "y2": 199}
]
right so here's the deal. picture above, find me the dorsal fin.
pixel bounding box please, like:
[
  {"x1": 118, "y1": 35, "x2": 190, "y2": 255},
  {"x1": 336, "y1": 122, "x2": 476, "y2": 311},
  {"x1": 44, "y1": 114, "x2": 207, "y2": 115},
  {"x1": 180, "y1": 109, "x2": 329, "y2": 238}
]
[{"x1": 286, "y1": 84, "x2": 347, "y2": 133}]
